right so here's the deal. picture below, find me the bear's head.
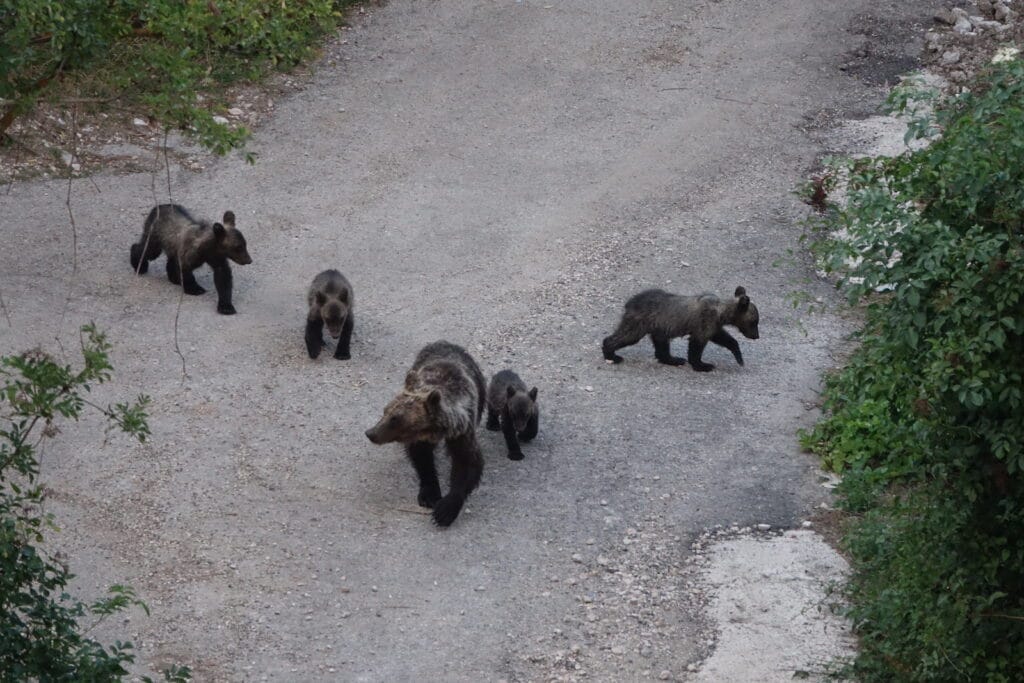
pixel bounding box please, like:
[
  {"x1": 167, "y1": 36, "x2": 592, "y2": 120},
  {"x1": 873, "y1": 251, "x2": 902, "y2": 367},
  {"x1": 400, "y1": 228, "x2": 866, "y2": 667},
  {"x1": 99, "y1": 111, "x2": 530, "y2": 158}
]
[
  {"x1": 316, "y1": 289, "x2": 350, "y2": 339},
  {"x1": 506, "y1": 385, "x2": 539, "y2": 432},
  {"x1": 733, "y1": 286, "x2": 759, "y2": 340},
  {"x1": 212, "y1": 211, "x2": 252, "y2": 266},
  {"x1": 365, "y1": 378, "x2": 446, "y2": 445}
]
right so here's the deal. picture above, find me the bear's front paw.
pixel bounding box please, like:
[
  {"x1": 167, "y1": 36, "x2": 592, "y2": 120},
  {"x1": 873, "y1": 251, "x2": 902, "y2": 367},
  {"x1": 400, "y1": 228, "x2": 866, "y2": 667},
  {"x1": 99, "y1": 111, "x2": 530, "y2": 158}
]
[
  {"x1": 334, "y1": 350, "x2": 351, "y2": 361},
  {"x1": 431, "y1": 495, "x2": 464, "y2": 527},
  {"x1": 691, "y1": 362, "x2": 715, "y2": 372},
  {"x1": 217, "y1": 302, "x2": 237, "y2": 315},
  {"x1": 184, "y1": 285, "x2": 207, "y2": 296},
  {"x1": 507, "y1": 450, "x2": 525, "y2": 461},
  {"x1": 417, "y1": 488, "x2": 442, "y2": 509}
]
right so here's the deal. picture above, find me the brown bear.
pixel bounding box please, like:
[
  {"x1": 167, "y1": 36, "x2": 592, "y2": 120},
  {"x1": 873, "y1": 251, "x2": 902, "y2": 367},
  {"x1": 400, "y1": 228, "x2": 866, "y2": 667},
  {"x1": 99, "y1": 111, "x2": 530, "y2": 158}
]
[
  {"x1": 306, "y1": 269, "x2": 354, "y2": 360},
  {"x1": 485, "y1": 370, "x2": 539, "y2": 461},
  {"x1": 602, "y1": 286, "x2": 759, "y2": 371},
  {"x1": 129, "y1": 204, "x2": 252, "y2": 314},
  {"x1": 364, "y1": 341, "x2": 486, "y2": 527}
]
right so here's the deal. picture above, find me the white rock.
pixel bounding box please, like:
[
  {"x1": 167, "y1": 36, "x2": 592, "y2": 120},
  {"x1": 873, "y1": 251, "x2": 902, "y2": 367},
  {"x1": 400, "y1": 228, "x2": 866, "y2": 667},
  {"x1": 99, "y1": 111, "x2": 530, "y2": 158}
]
[
  {"x1": 941, "y1": 49, "x2": 962, "y2": 65},
  {"x1": 212, "y1": 115, "x2": 230, "y2": 125},
  {"x1": 228, "y1": 107, "x2": 243, "y2": 116},
  {"x1": 976, "y1": 19, "x2": 1006, "y2": 30},
  {"x1": 756, "y1": 523, "x2": 772, "y2": 531},
  {"x1": 659, "y1": 671, "x2": 671, "y2": 681},
  {"x1": 993, "y1": 45, "x2": 1021, "y2": 63},
  {"x1": 132, "y1": 118, "x2": 148, "y2": 127},
  {"x1": 951, "y1": 7, "x2": 975, "y2": 33}
]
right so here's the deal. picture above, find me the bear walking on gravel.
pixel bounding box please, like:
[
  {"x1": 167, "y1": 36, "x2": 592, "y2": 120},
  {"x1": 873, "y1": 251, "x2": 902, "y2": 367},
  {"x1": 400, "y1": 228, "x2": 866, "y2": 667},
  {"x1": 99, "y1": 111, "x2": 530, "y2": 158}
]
[
  {"x1": 486, "y1": 370, "x2": 539, "y2": 461},
  {"x1": 365, "y1": 341, "x2": 487, "y2": 527},
  {"x1": 129, "y1": 204, "x2": 252, "y2": 315},
  {"x1": 305, "y1": 269, "x2": 354, "y2": 360},
  {"x1": 602, "y1": 287, "x2": 759, "y2": 372}
]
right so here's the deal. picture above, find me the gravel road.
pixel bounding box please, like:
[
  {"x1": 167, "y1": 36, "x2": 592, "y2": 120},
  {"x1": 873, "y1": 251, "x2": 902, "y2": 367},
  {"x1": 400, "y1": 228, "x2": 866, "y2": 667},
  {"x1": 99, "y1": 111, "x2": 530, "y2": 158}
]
[{"x1": 0, "y1": 0, "x2": 935, "y2": 680}]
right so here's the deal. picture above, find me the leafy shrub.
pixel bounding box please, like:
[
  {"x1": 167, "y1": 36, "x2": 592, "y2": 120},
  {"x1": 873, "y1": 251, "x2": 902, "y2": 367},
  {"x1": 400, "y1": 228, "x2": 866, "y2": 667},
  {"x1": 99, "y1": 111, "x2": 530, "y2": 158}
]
[
  {"x1": 0, "y1": 325, "x2": 188, "y2": 681},
  {"x1": 805, "y1": 59, "x2": 1024, "y2": 681},
  {"x1": 1, "y1": 0, "x2": 354, "y2": 153}
]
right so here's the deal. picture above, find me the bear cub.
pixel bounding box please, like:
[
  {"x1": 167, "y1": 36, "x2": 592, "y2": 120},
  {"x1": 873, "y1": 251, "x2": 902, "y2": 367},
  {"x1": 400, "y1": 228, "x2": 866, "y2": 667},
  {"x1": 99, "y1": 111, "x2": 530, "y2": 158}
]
[
  {"x1": 602, "y1": 286, "x2": 759, "y2": 372},
  {"x1": 365, "y1": 341, "x2": 487, "y2": 527},
  {"x1": 486, "y1": 370, "x2": 539, "y2": 461},
  {"x1": 130, "y1": 204, "x2": 252, "y2": 314},
  {"x1": 306, "y1": 269, "x2": 354, "y2": 360}
]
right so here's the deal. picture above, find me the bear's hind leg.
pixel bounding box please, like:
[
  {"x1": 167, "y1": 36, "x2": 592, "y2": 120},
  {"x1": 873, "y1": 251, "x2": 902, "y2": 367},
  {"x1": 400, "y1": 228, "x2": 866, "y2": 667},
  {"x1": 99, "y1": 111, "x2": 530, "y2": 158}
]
[
  {"x1": 406, "y1": 442, "x2": 442, "y2": 509},
  {"x1": 433, "y1": 435, "x2": 483, "y2": 527},
  {"x1": 181, "y1": 269, "x2": 207, "y2": 296},
  {"x1": 602, "y1": 320, "x2": 645, "y2": 363},
  {"x1": 130, "y1": 234, "x2": 162, "y2": 274},
  {"x1": 652, "y1": 334, "x2": 687, "y2": 366}
]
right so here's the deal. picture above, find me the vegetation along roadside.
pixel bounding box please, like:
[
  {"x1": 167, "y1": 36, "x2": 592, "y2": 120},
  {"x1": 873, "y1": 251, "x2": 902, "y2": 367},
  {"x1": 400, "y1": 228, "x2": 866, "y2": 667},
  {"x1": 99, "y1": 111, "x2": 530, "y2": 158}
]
[
  {"x1": 802, "y1": 56, "x2": 1024, "y2": 681},
  {"x1": 1, "y1": 0, "x2": 363, "y2": 176}
]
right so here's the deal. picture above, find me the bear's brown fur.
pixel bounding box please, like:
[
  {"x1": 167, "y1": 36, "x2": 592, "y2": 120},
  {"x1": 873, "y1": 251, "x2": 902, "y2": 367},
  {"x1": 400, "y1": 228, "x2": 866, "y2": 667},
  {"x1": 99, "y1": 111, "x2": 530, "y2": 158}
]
[
  {"x1": 365, "y1": 341, "x2": 486, "y2": 527},
  {"x1": 602, "y1": 286, "x2": 759, "y2": 371}
]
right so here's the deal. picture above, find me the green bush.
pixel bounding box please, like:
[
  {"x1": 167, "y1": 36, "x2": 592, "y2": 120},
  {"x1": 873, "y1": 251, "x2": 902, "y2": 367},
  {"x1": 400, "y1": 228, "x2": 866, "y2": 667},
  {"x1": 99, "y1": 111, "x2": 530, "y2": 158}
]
[
  {"x1": 1, "y1": 0, "x2": 353, "y2": 153},
  {"x1": 805, "y1": 60, "x2": 1024, "y2": 681},
  {"x1": 0, "y1": 325, "x2": 188, "y2": 681}
]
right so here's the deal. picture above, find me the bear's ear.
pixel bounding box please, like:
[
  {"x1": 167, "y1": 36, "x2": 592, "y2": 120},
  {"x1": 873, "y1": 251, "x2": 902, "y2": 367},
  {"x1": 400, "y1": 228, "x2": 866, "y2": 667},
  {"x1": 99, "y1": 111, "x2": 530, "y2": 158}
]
[
  {"x1": 222, "y1": 211, "x2": 236, "y2": 228},
  {"x1": 212, "y1": 222, "x2": 226, "y2": 239},
  {"x1": 426, "y1": 389, "x2": 443, "y2": 411},
  {"x1": 528, "y1": 387, "x2": 538, "y2": 402},
  {"x1": 315, "y1": 292, "x2": 327, "y2": 307},
  {"x1": 738, "y1": 295, "x2": 750, "y2": 312},
  {"x1": 506, "y1": 385, "x2": 516, "y2": 399},
  {"x1": 734, "y1": 286, "x2": 746, "y2": 298},
  {"x1": 404, "y1": 371, "x2": 418, "y2": 389}
]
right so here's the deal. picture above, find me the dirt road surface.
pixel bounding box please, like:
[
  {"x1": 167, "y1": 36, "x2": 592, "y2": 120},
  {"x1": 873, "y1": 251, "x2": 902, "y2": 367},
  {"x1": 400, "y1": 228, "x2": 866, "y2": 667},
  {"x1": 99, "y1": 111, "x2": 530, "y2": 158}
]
[{"x1": 0, "y1": 1, "x2": 934, "y2": 680}]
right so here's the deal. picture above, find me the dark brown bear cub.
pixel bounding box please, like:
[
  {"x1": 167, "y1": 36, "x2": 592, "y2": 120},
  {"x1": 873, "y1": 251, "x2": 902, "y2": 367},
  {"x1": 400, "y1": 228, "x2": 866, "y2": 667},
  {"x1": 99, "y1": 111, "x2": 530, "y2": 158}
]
[
  {"x1": 306, "y1": 269, "x2": 354, "y2": 360},
  {"x1": 602, "y1": 286, "x2": 759, "y2": 372},
  {"x1": 486, "y1": 370, "x2": 538, "y2": 461},
  {"x1": 129, "y1": 204, "x2": 252, "y2": 314},
  {"x1": 365, "y1": 341, "x2": 487, "y2": 527}
]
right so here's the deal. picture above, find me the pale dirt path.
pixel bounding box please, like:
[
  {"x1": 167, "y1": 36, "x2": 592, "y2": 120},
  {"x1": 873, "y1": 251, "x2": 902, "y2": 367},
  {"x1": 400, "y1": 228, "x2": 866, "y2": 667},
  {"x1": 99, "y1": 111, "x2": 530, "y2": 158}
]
[{"x1": 0, "y1": 1, "x2": 934, "y2": 680}]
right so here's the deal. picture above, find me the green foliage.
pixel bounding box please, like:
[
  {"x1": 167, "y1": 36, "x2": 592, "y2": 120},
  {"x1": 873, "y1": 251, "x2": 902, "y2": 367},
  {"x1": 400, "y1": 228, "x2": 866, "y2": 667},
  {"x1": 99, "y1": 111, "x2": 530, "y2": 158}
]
[
  {"x1": 0, "y1": 325, "x2": 187, "y2": 681},
  {"x1": 805, "y1": 60, "x2": 1024, "y2": 681},
  {"x1": 1, "y1": 0, "x2": 354, "y2": 153}
]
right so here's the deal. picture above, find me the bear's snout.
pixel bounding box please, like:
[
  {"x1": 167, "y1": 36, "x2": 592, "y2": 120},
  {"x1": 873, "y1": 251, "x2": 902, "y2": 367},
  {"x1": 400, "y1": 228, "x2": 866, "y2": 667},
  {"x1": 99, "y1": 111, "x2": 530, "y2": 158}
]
[{"x1": 365, "y1": 427, "x2": 382, "y2": 444}]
